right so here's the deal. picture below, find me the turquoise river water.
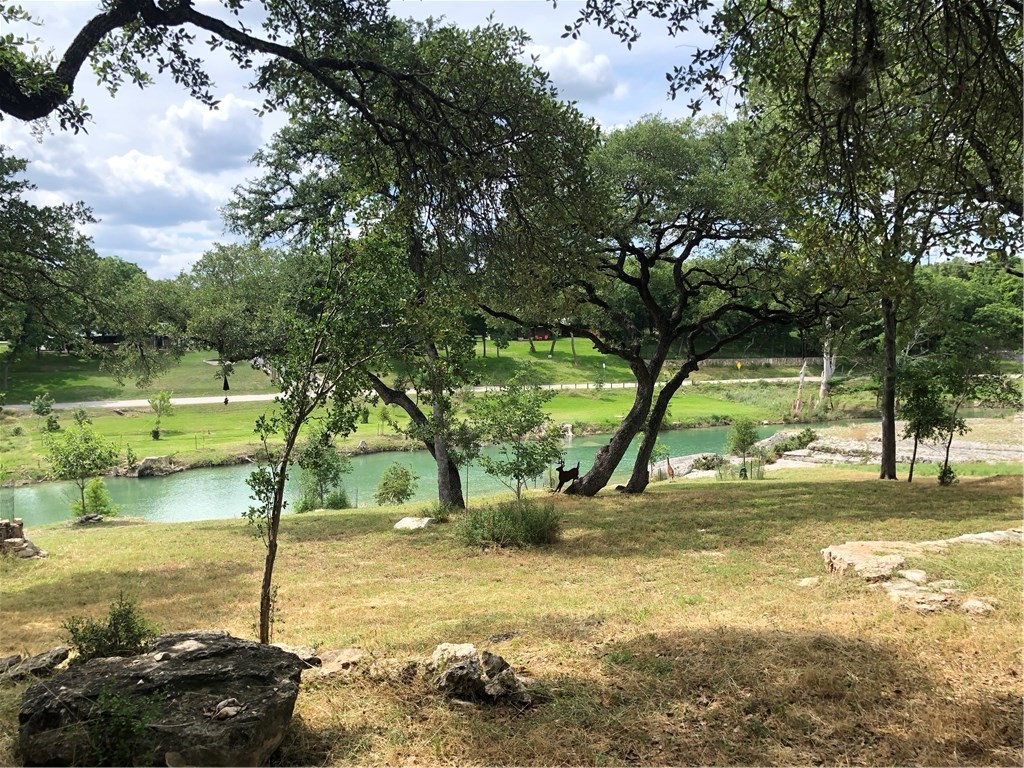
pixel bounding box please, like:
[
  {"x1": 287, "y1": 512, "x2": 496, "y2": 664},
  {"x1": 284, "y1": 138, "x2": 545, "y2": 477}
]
[{"x1": 5, "y1": 423, "x2": 833, "y2": 526}]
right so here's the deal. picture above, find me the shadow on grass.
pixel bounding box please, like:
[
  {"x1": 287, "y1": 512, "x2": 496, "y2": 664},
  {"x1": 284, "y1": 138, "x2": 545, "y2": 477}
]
[
  {"x1": 282, "y1": 627, "x2": 1021, "y2": 766},
  {"x1": 2, "y1": 561, "x2": 257, "y2": 645},
  {"x1": 1, "y1": 355, "x2": 123, "y2": 405}
]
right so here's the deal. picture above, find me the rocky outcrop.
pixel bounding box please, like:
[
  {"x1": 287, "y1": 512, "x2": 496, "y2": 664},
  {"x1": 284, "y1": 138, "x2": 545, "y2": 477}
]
[
  {"x1": 130, "y1": 456, "x2": 182, "y2": 478},
  {"x1": 1, "y1": 518, "x2": 47, "y2": 559},
  {"x1": 425, "y1": 643, "x2": 534, "y2": 706},
  {"x1": 0, "y1": 647, "x2": 69, "y2": 684},
  {"x1": 821, "y1": 529, "x2": 1021, "y2": 613},
  {"x1": 19, "y1": 631, "x2": 303, "y2": 767},
  {"x1": 784, "y1": 436, "x2": 1023, "y2": 465}
]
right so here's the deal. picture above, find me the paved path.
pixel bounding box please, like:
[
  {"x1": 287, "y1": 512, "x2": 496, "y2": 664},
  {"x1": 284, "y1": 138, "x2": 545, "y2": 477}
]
[{"x1": 4, "y1": 375, "x2": 820, "y2": 411}]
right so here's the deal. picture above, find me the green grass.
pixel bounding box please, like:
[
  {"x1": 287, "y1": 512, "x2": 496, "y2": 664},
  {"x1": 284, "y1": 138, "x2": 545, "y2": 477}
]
[
  {"x1": 3, "y1": 342, "x2": 836, "y2": 406},
  {"x1": 0, "y1": 351, "x2": 278, "y2": 404},
  {"x1": 0, "y1": 389, "x2": 782, "y2": 481},
  {"x1": 0, "y1": 471, "x2": 1020, "y2": 765}
]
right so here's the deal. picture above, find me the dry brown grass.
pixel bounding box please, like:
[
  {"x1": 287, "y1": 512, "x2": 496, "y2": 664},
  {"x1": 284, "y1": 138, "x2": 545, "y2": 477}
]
[{"x1": 2, "y1": 470, "x2": 1022, "y2": 765}]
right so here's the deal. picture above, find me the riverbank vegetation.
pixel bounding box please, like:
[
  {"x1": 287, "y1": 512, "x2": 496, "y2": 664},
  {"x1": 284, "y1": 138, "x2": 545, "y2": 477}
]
[
  {"x1": 0, "y1": 383, "x2": 874, "y2": 484},
  {"x1": 1, "y1": 469, "x2": 1020, "y2": 764}
]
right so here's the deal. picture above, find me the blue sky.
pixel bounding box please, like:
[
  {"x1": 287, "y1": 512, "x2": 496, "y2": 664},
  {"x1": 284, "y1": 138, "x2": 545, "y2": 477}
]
[{"x1": 4, "y1": 1, "x2": 726, "y2": 278}]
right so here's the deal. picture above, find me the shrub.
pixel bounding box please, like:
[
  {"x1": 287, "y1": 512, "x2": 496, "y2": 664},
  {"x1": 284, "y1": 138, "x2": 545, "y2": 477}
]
[
  {"x1": 72, "y1": 407, "x2": 91, "y2": 427},
  {"x1": 692, "y1": 453, "x2": 726, "y2": 471},
  {"x1": 61, "y1": 592, "x2": 157, "y2": 663},
  {"x1": 11, "y1": 425, "x2": 23, "y2": 436},
  {"x1": 30, "y1": 393, "x2": 54, "y2": 419},
  {"x1": 71, "y1": 478, "x2": 120, "y2": 517},
  {"x1": 324, "y1": 487, "x2": 351, "y2": 509},
  {"x1": 938, "y1": 466, "x2": 959, "y2": 486},
  {"x1": 124, "y1": 444, "x2": 138, "y2": 471},
  {"x1": 769, "y1": 427, "x2": 818, "y2": 459},
  {"x1": 44, "y1": 413, "x2": 61, "y2": 432},
  {"x1": 456, "y1": 499, "x2": 561, "y2": 548},
  {"x1": 425, "y1": 501, "x2": 457, "y2": 523},
  {"x1": 296, "y1": 486, "x2": 351, "y2": 513},
  {"x1": 375, "y1": 462, "x2": 419, "y2": 506}
]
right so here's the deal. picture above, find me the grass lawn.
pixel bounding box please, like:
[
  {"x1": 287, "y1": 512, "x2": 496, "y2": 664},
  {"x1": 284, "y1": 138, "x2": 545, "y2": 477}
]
[
  {"x1": 0, "y1": 469, "x2": 1020, "y2": 765},
  {"x1": 0, "y1": 351, "x2": 279, "y2": 405},
  {"x1": 2, "y1": 341, "x2": 830, "y2": 405},
  {"x1": 0, "y1": 389, "x2": 791, "y2": 482}
]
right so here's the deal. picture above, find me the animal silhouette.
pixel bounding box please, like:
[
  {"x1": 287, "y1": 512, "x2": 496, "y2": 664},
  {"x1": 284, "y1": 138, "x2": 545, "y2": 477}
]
[{"x1": 555, "y1": 460, "x2": 580, "y2": 492}]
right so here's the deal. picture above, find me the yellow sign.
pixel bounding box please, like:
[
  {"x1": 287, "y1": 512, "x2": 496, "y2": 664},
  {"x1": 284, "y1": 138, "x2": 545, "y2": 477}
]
[{"x1": 736, "y1": 362, "x2": 742, "y2": 370}]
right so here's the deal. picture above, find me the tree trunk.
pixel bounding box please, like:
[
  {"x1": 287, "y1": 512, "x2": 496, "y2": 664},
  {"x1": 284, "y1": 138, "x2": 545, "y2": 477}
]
[
  {"x1": 879, "y1": 297, "x2": 899, "y2": 480},
  {"x1": 625, "y1": 363, "x2": 696, "y2": 492},
  {"x1": 908, "y1": 435, "x2": 918, "y2": 483},
  {"x1": 793, "y1": 361, "x2": 807, "y2": 417},
  {"x1": 2, "y1": 359, "x2": 8, "y2": 391},
  {"x1": 260, "y1": 422, "x2": 298, "y2": 644},
  {"x1": 819, "y1": 348, "x2": 838, "y2": 402},
  {"x1": 432, "y1": 397, "x2": 457, "y2": 507},
  {"x1": 528, "y1": 338, "x2": 536, "y2": 353},
  {"x1": 548, "y1": 338, "x2": 557, "y2": 357},
  {"x1": 567, "y1": 369, "x2": 655, "y2": 496},
  {"x1": 78, "y1": 480, "x2": 87, "y2": 516},
  {"x1": 366, "y1": 371, "x2": 465, "y2": 508},
  {"x1": 482, "y1": 335, "x2": 487, "y2": 358},
  {"x1": 569, "y1": 333, "x2": 578, "y2": 367}
]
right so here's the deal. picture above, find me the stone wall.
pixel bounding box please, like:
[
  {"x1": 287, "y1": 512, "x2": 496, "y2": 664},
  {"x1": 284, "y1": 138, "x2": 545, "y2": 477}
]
[{"x1": 1, "y1": 518, "x2": 24, "y2": 541}]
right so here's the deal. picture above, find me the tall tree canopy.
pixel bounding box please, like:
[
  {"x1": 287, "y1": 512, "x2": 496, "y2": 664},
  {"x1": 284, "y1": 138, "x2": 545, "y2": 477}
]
[
  {"x1": 229, "y1": 19, "x2": 601, "y2": 508},
  {"x1": 565, "y1": 0, "x2": 1021, "y2": 221},
  {"x1": 486, "y1": 116, "x2": 828, "y2": 494}
]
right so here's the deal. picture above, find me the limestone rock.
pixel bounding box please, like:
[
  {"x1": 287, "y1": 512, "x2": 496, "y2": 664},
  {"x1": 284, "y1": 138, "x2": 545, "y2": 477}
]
[
  {"x1": 75, "y1": 514, "x2": 104, "y2": 525},
  {"x1": 898, "y1": 569, "x2": 928, "y2": 584},
  {"x1": 272, "y1": 643, "x2": 319, "y2": 666},
  {"x1": 302, "y1": 647, "x2": 367, "y2": 682},
  {"x1": 394, "y1": 517, "x2": 435, "y2": 530},
  {"x1": 19, "y1": 630, "x2": 303, "y2": 767},
  {"x1": 796, "y1": 577, "x2": 819, "y2": 587},
  {"x1": 2, "y1": 536, "x2": 46, "y2": 558},
  {"x1": 1, "y1": 647, "x2": 69, "y2": 683},
  {"x1": 960, "y1": 598, "x2": 995, "y2": 616},
  {"x1": 134, "y1": 456, "x2": 180, "y2": 478},
  {"x1": 366, "y1": 658, "x2": 419, "y2": 684},
  {"x1": 0, "y1": 654, "x2": 22, "y2": 675},
  {"x1": 426, "y1": 643, "x2": 533, "y2": 706}
]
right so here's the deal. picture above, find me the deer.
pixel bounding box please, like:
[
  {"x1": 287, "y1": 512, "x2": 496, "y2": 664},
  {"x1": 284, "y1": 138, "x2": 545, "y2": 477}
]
[{"x1": 554, "y1": 460, "x2": 580, "y2": 492}]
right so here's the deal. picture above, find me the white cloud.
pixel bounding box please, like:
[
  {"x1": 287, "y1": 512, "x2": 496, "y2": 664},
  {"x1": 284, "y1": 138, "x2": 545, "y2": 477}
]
[
  {"x1": 526, "y1": 40, "x2": 624, "y2": 103},
  {"x1": 155, "y1": 94, "x2": 264, "y2": 172}
]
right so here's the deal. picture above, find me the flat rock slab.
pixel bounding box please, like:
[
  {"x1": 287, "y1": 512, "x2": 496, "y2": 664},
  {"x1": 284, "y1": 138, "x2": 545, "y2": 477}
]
[
  {"x1": 822, "y1": 529, "x2": 1020, "y2": 614},
  {"x1": 1, "y1": 647, "x2": 69, "y2": 684},
  {"x1": 302, "y1": 648, "x2": 368, "y2": 682},
  {"x1": 394, "y1": 517, "x2": 435, "y2": 530},
  {"x1": 19, "y1": 631, "x2": 303, "y2": 767}
]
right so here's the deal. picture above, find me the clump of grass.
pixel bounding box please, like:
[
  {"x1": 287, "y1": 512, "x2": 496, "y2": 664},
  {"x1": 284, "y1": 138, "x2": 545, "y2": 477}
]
[
  {"x1": 455, "y1": 499, "x2": 561, "y2": 547},
  {"x1": 424, "y1": 501, "x2": 457, "y2": 523}
]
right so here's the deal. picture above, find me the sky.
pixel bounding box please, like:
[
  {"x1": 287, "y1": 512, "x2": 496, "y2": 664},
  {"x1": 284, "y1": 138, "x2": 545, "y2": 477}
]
[{"x1": 2, "y1": 1, "x2": 725, "y2": 279}]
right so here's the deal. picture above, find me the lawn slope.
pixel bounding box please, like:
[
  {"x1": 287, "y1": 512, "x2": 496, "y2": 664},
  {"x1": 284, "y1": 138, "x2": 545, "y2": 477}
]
[{"x1": 1, "y1": 470, "x2": 1020, "y2": 765}]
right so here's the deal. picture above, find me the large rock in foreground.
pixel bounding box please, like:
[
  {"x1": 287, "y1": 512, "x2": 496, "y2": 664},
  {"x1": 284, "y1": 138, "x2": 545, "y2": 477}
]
[{"x1": 19, "y1": 631, "x2": 303, "y2": 767}]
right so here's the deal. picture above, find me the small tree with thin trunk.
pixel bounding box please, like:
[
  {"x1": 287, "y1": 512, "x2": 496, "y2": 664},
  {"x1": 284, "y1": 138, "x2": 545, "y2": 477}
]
[
  {"x1": 727, "y1": 418, "x2": 761, "y2": 478},
  {"x1": 469, "y1": 376, "x2": 564, "y2": 501},
  {"x1": 45, "y1": 425, "x2": 119, "y2": 516},
  {"x1": 148, "y1": 390, "x2": 173, "y2": 439}
]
